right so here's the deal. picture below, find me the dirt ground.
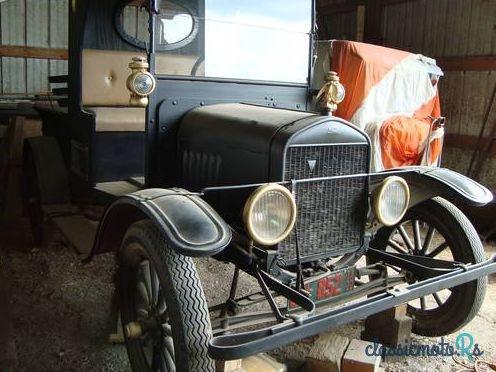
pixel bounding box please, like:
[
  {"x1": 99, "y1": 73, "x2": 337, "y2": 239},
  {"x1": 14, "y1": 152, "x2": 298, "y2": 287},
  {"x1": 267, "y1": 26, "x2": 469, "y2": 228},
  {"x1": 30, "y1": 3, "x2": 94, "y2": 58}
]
[{"x1": 1, "y1": 218, "x2": 496, "y2": 372}]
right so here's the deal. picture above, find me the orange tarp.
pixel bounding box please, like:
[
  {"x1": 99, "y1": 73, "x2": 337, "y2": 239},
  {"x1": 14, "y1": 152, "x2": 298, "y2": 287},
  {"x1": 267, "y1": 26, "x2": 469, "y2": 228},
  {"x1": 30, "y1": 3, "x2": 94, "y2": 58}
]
[
  {"x1": 331, "y1": 40, "x2": 443, "y2": 169},
  {"x1": 331, "y1": 40, "x2": 411, "y2": 121},
  {"x1": 380, "y1": 94, "x2": 442, "y2": 168}
]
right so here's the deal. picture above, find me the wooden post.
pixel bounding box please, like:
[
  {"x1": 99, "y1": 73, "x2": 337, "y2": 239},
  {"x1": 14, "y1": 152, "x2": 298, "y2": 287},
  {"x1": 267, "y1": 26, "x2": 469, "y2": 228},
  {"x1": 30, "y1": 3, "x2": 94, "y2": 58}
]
[
  {"x1": 356, "y1": 5, "x2": 366, "y2": 42},
  {"x1": 361, "y1": 305, "x2": 412, "y2": 351}
]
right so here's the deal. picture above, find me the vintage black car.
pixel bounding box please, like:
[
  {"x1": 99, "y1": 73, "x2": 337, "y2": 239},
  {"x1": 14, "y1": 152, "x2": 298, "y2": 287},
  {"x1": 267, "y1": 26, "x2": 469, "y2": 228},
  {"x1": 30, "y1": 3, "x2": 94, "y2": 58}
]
[{"x1": 23, "y1": 0, "x2": 496, "y2": 371}]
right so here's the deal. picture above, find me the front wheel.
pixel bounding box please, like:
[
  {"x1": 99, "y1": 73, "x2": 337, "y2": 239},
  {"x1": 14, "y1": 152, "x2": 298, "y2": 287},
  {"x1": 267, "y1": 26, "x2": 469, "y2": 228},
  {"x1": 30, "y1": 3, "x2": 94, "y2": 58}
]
[
  {"x1": 371, "y1": 197, "x2": 487, "y2": 336},
  {"x1": 118, "y1": 220, "x2": 215, "y2": 372}
]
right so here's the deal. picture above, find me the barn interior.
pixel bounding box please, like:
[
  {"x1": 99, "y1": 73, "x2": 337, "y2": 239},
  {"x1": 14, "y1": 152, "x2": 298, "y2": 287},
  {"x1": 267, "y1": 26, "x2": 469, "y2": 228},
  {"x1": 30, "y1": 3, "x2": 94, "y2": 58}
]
[{"x1": 1, "y1": 1, "x2": 495, "y2": 371}]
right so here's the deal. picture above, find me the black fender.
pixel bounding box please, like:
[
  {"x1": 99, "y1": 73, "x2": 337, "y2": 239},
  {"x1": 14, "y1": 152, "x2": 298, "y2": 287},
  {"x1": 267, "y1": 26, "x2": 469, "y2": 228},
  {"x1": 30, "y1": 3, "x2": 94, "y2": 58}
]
[
  {"x1": 87, "y1": 188, "x2": 232, "y2": 260},
  {"x1": 370, "y1": 166, "x2": 493, "y2": 208}
]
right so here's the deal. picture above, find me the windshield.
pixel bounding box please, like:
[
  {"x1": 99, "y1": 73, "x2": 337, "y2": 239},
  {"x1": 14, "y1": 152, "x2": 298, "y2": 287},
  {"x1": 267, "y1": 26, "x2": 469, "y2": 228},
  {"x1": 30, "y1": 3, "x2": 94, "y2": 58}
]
[{"x1": 153, "y1": 0, "x2": 313, "y2": 84}]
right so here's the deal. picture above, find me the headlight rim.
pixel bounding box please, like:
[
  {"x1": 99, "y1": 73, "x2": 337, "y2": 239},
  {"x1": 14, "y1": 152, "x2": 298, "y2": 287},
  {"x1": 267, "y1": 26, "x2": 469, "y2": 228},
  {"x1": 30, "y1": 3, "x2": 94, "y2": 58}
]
[
  {"x1": 243, "y1": 183, "x2": 297, "y2": 246},
  {"x1": 127, "y1": 71, "x2": 156, "y2": 97},
  {"x1": 372, "y1": 176, "x2": 410, "y2": 227}
]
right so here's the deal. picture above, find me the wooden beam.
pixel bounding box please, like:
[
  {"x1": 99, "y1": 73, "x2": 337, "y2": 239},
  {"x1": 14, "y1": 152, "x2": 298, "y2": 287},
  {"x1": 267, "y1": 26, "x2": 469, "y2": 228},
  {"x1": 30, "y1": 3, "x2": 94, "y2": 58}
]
[
  {"x1": 444, "y1": 133, "x2": 496, "y2": 156},
  {"x1": 0, "y1": 46, "x2": 68, "y2": 60},
  {"x1": 436, "y1": 56, "x2": 496, "y2": 72}
]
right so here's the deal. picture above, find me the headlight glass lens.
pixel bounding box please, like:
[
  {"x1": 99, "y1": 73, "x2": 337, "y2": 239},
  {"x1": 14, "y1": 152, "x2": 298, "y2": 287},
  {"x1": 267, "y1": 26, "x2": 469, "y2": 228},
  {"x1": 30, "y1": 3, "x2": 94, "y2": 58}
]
[
  {"x1": 133, "y1": 73, "x2": 154, "y2": 95},
  {"x1": 333, "y1": 83, "x2": 346, "y2": 103},
  {"x1": 375, "y1": 177, "x2": 410, "y2": 226},
  {"x1": 245, "y1": 185, "x2": 296, "y2": 245}
]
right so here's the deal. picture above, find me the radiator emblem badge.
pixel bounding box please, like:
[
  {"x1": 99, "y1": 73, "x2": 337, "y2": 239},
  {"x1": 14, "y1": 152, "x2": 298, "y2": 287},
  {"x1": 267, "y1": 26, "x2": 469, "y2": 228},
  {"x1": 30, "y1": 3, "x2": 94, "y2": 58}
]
[{"x1": 307, "y1": 159, "x2": 317, "y2": 172}]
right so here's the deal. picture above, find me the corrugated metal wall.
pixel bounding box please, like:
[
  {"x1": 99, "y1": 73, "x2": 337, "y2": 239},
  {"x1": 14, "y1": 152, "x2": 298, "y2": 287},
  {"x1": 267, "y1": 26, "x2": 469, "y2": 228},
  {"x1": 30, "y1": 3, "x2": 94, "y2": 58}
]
[
  {"x1": 0, "y1": 0, "x2": 68, "y2": 95},
  {"x1": 382, "y1": 0, "x2": 496, "y2": 188}
]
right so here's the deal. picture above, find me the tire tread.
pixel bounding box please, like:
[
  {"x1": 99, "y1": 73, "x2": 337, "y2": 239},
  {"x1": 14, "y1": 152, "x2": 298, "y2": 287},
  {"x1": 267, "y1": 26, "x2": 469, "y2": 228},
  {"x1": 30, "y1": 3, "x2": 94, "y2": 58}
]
[{"x1": 121, "y1": 220, "x2": 214, "y2": 372}]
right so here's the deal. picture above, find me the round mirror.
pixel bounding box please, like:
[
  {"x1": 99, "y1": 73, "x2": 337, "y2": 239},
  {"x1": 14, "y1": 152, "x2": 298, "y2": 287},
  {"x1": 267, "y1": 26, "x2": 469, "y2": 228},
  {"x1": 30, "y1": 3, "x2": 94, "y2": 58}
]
[
  {"x1": 157, "y1": 2, "x2": 195, "y2": 46},
  {"x1": 116, "y1": 1, "x2": 197, "y2": 50}
]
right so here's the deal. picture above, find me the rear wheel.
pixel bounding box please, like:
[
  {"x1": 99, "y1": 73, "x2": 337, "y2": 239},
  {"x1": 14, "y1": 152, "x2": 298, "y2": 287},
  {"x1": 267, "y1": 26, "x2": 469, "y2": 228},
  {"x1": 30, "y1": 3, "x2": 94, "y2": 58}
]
[
  {"x1": 371, "y1": 197, "x2": 487, "y2": 336},
  {"x1": 118, "y1": 220, "x2": 215, "y2": 372}
]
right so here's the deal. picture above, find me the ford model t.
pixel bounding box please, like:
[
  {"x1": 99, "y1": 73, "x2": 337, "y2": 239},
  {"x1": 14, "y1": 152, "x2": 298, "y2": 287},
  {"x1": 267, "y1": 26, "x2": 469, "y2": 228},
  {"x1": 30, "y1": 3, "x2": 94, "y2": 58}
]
[{"x1": 23, "y1": 0, "x2": 496, "y2": 370}]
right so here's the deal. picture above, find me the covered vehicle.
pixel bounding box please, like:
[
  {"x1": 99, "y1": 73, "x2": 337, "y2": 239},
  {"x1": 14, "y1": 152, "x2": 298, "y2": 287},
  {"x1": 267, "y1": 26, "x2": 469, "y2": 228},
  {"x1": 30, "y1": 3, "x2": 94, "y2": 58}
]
[
  {"x1": 315, "y1": 40, "x2": 445, "y2": 171},
  {"x1": 21, "y1": 0, "x2": 496, "y2": 371}
]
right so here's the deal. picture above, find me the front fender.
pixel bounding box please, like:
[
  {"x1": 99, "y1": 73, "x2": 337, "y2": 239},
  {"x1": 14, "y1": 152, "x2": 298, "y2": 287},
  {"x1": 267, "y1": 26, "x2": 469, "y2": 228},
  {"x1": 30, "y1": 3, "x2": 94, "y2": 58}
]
[
  {"x1": 371, "y1": 166, "x2": 493, "y2": 208},
  {"x1": 87, "y1": 188, "x2": 232, "y2": 260}
]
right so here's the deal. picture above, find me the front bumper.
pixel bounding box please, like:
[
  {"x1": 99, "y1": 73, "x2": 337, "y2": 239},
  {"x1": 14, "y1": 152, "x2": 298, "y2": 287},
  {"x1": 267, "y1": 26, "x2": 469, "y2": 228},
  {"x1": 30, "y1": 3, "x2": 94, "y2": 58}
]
[{"x1": 209, "y1": 255, "x2": 496, "y2": 360}]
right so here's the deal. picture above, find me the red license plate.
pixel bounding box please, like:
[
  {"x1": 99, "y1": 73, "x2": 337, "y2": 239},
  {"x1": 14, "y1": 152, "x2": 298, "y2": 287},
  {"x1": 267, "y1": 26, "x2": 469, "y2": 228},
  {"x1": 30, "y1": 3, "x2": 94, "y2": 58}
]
[{"x1": 288, "y1": 267, "x2": 355, "y2": 309}]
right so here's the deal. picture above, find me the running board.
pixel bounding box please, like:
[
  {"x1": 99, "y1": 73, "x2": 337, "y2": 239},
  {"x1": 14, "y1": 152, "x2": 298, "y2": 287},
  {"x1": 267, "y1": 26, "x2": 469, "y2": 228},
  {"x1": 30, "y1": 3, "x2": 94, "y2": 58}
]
[{"x1": 209, "y1": 255, "x2": 496, "y2": 360}]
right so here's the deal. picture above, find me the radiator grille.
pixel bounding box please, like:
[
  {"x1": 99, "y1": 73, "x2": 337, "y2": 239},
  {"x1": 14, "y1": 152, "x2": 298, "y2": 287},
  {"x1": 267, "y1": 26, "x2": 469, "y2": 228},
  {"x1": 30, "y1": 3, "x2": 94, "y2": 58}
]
[{"x1": 279, "y1": 144, "x2": 369, "y2": 263}]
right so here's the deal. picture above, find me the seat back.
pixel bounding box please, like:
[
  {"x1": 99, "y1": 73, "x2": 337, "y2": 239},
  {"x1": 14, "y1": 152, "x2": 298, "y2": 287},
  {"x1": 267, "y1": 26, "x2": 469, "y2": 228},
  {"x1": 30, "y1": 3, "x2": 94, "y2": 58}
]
[
  {"x1": 81, "y1": 48, "x2": 201, "y2": 107},
  {"x1": 82, "y1": 49, "x2": 143, "y2": 107},
  {"x1": 81, "y1": 49, "x2": 200, "y2": 132}
]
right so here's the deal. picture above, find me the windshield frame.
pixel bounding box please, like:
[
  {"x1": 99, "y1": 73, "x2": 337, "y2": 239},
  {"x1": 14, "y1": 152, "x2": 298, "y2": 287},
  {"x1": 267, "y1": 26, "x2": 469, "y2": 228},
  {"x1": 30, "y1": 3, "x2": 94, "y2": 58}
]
[{"x1": 147, "y1": 0, "x2": 316, "y2": 87}]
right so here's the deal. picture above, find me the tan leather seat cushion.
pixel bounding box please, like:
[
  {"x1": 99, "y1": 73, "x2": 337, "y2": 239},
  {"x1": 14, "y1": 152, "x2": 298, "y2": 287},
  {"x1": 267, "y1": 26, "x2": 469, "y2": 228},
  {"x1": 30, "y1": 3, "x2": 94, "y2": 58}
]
[
  {"x1": 81, "y1": 49, "x2": 201, "y2": 107},
  {"x1": 82, "y1": 49, "x2": 143, "y2": 107},
  {"x1": 87, "y1": 107, "x2": 146, "y2": 132}
]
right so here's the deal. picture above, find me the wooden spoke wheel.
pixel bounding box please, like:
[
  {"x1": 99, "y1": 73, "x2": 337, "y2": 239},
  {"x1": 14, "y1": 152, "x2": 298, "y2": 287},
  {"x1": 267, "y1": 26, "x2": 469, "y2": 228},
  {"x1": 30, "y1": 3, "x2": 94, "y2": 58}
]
[{"x1": 372, "y1": 197, "x2": 487, "y2": 336}]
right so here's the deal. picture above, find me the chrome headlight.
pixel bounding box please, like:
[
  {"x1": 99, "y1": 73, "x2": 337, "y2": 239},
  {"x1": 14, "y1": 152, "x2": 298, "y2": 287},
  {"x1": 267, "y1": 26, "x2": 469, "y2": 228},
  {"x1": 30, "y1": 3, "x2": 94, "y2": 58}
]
[
  {"x1": 372, "y1": 176, "x2": 410, "y2": 226},
  {"x1": 243, "y1": 184, "x2": 297, "y2": 246},
  {"x1": 127, "y1": 71, "x2": 156, "y2": 97}
]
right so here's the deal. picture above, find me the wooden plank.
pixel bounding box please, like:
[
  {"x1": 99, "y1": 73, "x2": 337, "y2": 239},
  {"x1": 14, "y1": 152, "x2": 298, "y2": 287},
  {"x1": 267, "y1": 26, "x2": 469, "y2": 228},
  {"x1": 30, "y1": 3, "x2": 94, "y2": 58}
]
[
  {"x1": 422, "y1": 0, "x2": 436, "y2": 55},
  {"x1": 95, "y1": 181, "x2": 142, "y2": 197},
  {"x1": 451, "y1": 0, "x2": 472, "y2": 56},
  {"x1": 26, "y1": 0, "x2": 49, "y2": 47},
  {"x1": 318, "y1": 0, "x2": 416, "y2": 16},
  {"x1": 0, "y1": 46, "x2": 68, "y2": 60},
  {"x1": 1, "y1": 57, "x2": 26, "y2": 94},
  {"x1": 363, "y1": 0, "x2": 384, "y2": 44},
  {"x1": 318, "y1": 2, "x2": 362, "y2": 16},
  {"x1": 356, "y1": 5, "x2": 365, "y2": 42},
  {"x1": 26, "y1": 0, "x2": 50, "y2": 93},
  {"x1": 27, "y1": 58, "x2": 49, "y2": 94},
  {"x1": 0, "y1": 0, "x2": 25, "y2": 46},
  {"x1": 49, "y1": 0, "x2": 68, "y2": 48},
  {"x1": 52, "y1": 214, "x2": 98, "y2": 256},
  {"x1": 467, "y1": 0, "x2": 495, "y2": 56},
  {"x1": 444, "y1": 133, "x2": 496, "y2": 156},
  {"x1": 437, "y1": 56, "x2": 496, "y2": 71}
]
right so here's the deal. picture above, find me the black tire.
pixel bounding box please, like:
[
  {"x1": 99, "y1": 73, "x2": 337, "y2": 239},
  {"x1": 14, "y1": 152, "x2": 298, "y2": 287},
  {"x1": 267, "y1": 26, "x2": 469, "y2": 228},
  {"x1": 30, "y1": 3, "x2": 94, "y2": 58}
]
[
  {"x1": 118, "y1": 220, "x2": 215, "y2": 372},
  {"x1": 371, "y1": 197, "x2": 487, "y2": 336}
]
